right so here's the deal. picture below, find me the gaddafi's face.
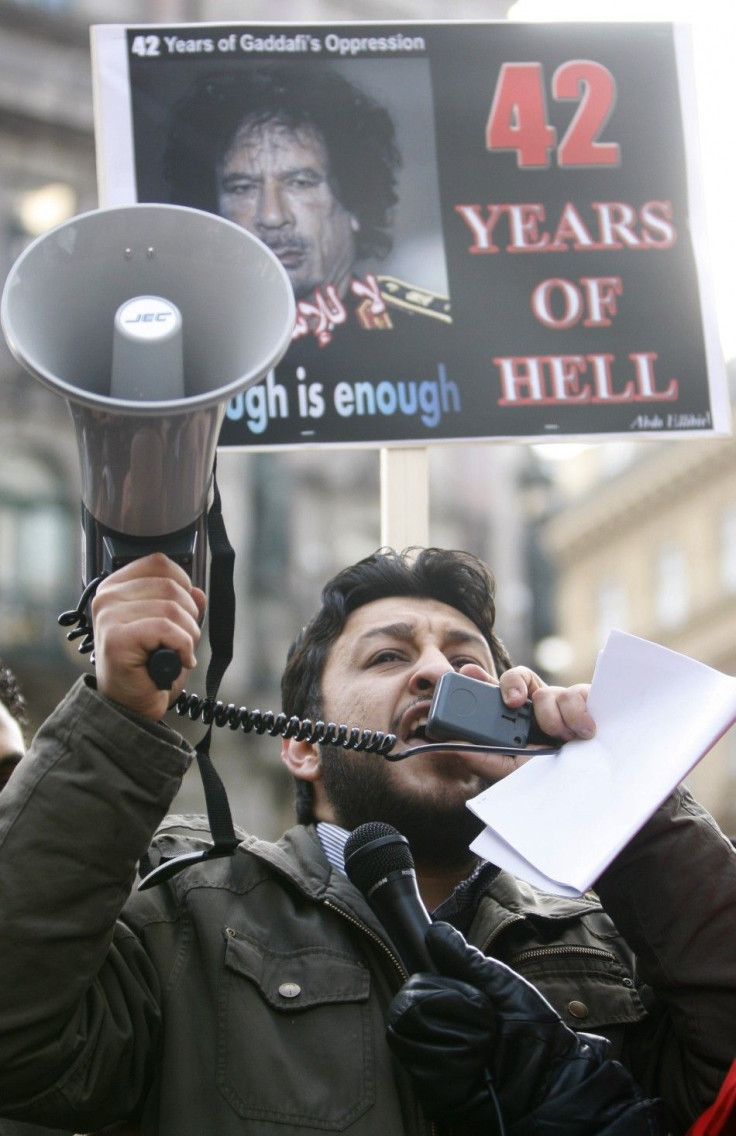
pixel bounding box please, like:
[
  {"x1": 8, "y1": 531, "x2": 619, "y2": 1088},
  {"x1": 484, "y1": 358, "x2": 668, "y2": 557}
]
[{"x1": 217, "y1": 119, "x2": 359, "y2": 300}]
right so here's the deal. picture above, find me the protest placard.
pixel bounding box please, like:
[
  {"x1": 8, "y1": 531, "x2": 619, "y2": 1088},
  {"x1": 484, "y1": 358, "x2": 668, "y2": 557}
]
[{"x1": 92, "y1": 21, "x2": 727, "y2": 447}]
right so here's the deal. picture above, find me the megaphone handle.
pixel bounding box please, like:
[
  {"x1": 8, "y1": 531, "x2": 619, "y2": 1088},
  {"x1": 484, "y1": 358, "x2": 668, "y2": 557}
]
[{"x1": 147, "y1": 648, "x2": 183, "y2": 691}]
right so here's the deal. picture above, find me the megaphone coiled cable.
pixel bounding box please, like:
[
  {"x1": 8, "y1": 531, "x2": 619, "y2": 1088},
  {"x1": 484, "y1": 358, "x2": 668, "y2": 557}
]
[
  {"x1": 173, "y1": 691, "x2": 396, "y2": 755},
  {"x1": 57, "y1": 577, "x2": 396, "y2": 757},
  {"x1": 57, "y1": 573, "x2": 108, "y2": 657}
]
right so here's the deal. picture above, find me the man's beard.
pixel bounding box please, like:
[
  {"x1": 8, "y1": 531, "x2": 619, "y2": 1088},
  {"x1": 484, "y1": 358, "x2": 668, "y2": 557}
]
[{"x1": 318, "y1": 744, "x2": 489, "y2": 871}]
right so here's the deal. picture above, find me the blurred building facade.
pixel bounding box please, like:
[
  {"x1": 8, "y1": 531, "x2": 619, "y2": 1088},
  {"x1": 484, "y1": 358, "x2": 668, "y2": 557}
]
[{"x1": 539, "y1": 369, "x2": 736, "y2": 833}]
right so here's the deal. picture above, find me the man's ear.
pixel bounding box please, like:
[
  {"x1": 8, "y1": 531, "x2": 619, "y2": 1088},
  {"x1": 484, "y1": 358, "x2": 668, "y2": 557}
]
[{"x1": 281, "y1": 736, "x2": 322, "y2": 782}]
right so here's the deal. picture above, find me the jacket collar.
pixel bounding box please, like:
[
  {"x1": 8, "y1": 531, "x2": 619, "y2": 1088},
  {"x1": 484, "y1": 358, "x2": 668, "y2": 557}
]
[{"x1": 241, "y1": 824, "x2": 602, "y2": 935}]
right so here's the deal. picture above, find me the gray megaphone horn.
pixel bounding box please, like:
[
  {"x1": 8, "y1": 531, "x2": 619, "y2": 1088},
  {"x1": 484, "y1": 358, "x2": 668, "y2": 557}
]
[{"x1": 1, "y1": 203, "x2": 295, "y2": 686}]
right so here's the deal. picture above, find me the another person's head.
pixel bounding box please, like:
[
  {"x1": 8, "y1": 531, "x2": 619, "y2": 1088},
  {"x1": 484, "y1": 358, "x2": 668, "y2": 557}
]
[
  {"x1": 0, "y1": 660, "x2": 28, "y2": 791},
  {"x1": 280, "y1": 548, "x2": 513, "y2": 863},
  {"x1": 164, "y1": 63, "x2": 400, "y2": 299}
]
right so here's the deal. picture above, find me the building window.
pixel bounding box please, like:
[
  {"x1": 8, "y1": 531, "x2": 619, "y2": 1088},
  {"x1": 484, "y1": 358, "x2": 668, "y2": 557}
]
[
  {"x1": 655, "y1": 541, "x2": 690, "y2": 629},
  {"x1": 596, "y1": 575, "x2": 627, "y2": 647},
  {"x1": 0, "y1": 452, "x2": 74, "y2": 652}
]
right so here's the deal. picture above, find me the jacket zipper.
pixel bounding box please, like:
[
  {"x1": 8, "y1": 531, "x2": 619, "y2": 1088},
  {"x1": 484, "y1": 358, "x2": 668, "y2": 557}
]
[
  {"x1": 511, "y1": 944, "x2": 618, "y2": 964},
  {"x1": 479, "y1": 911, "x2": 525, "y2": 954},
  {"x1": 323, "y1": 898, "x2": 440, "y2": 1136},
  {"x1": 324, "y1": 897, "x2": 408, "y2": 978},
  {"x1": 480, "y1": 916, "x2": 618, "y2": 969}
]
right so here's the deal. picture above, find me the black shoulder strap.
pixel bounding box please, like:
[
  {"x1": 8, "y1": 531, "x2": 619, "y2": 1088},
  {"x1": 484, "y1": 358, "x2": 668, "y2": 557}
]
[{"x1": 139, "y1": 460, "x2": 239, "y2": 890}]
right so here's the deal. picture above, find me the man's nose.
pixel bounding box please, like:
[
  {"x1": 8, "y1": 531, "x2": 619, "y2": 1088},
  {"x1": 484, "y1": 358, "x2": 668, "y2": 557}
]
[
  {"x1": 257, "y1": 182, "x2": 292, "y2": 229},
  {"x1": 408, "y1": 650, "x2": 453, "y2": 696}
]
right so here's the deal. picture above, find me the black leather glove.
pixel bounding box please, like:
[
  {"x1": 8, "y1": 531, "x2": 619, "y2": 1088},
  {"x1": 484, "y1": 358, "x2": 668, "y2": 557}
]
[{"x1": 386, "y1": 921, "x2": 665, "y2": 1135}]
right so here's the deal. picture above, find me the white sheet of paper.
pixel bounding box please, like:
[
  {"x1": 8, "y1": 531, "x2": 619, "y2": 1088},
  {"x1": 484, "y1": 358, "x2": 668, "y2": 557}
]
[{"x1": 468, "y1": 630, "x2": 736, "y2": 897}]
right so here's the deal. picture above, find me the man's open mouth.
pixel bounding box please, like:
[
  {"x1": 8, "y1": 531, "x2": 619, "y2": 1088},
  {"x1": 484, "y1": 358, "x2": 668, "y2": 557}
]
[{"x1": 399, "y1": 705, "x2": 432, "y2": 748}]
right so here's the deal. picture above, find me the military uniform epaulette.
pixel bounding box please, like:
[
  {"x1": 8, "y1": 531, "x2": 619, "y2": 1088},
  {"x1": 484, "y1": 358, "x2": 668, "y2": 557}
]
[{"x1": 377, "y1": 275, "x2": 452, "y2": 322}]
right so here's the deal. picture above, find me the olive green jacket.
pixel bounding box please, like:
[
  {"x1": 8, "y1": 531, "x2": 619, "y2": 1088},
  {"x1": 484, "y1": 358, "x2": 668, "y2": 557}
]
[{"x1": 0, "y1": 677, "x2": 734, "y2": 1135}]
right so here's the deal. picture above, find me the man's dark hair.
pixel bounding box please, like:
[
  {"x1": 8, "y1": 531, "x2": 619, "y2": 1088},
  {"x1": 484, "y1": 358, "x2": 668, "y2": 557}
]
[
  {"x1": 281, "y1": 547, "x2": 512, "y2": 824},
  {"x1": 163, "y1": 63, "x2": 400, "y2": 261},
  {"x1": 0, "y1": 659, "x2": 29, "y2": 738}
]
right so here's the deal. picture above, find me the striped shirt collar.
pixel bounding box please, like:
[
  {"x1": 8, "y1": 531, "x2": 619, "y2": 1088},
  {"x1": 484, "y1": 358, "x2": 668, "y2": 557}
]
[
  {"x1": 316, "y1": 821, "x2": 351, "y2": 874},
  {"x1": 315, "y1": 820, "x2": 499, "y2": 928}
]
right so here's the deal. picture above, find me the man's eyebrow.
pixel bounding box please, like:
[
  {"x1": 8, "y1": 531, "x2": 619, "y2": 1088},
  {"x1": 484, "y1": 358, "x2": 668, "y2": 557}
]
[
  {"x1": 220, "y1": 165, "x2": 323, "y2": 183},
  {"x1": 277, "y1": 165, "x2": 325, "y2": 184},
  {"x1": 358, "y1": 621, "x2": 416, "y2": 644},
  {"x1": 218, "y1": 170, "x2": 261, "y2": 186},
  {"x1": 357, "y1": 622, "x2": 488, "y2": 650}
]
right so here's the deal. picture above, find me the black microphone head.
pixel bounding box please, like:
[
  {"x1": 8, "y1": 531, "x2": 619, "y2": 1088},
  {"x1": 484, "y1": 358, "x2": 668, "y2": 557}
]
[
  {"x1": 344, "y1": 822, "x2": 415, "y2": 896},
  {"x1": 343, "y1": 822, "x2": 434, "y2": 975}
]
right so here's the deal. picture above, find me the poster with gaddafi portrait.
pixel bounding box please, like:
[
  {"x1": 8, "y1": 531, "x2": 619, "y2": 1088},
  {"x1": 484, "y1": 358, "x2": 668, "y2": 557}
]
[{"x1": 91, "y1": 21, "x2": 728, "y2": 448}]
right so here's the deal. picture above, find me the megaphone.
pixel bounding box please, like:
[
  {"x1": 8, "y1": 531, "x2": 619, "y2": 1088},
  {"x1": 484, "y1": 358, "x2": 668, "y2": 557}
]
[
  {"x1": 1, "y1": 204, "x2": 295, "y2": 681},
  {"x1": 2, "y1": 203, "x2": 295, "y2": 586}
]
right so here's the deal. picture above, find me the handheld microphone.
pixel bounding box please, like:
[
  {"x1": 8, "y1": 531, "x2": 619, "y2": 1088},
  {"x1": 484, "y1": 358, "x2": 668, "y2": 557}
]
[{"x1": 344, "y1": 822, "x2": 435, "y2": 975}]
